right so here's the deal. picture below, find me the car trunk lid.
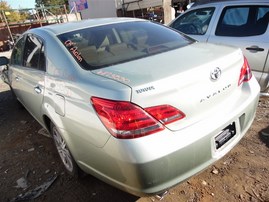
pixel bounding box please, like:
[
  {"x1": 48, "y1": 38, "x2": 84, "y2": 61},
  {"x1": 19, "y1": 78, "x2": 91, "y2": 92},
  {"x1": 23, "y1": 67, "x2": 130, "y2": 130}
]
[{"x1": 92, "y1": 42, "x2": 245, "y2": 131}]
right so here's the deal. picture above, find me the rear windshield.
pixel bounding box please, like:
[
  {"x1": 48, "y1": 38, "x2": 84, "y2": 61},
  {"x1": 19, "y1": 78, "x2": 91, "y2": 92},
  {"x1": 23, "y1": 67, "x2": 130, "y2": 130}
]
[{"x1": 57, "y1": 21, "x2": 194, "y2": 70}]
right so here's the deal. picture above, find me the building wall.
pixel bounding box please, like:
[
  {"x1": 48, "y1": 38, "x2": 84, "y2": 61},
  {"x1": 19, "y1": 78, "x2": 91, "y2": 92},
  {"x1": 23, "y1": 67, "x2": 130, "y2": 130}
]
[
  {"x1": 115, "y1": 0, "x2": 174, "y2": 24},
  {"x1": 115, "y1": 0, "x2": 162, "y2": 11},
  {"x1": 163, "y1": 0, "x2": 174, "y2": 24},
  {"x1": 81, "y1": 0, "x2": 117, "y2": 19},
  {"x1": 79, "y1": 0, "x2": 174, "y2": 24}
]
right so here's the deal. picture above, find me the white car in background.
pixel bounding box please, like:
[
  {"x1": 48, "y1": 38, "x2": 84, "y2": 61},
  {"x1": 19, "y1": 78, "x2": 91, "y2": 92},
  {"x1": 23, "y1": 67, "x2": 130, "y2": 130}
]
[{"x1": 170, "y1": 0, "x2": 269, "y2": 93}]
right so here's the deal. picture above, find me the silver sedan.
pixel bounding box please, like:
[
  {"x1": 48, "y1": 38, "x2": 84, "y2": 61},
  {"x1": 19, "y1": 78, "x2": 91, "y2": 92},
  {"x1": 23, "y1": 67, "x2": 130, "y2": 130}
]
[{"x1": 0, "y1": 18, "x2": 260, "y2": 196}]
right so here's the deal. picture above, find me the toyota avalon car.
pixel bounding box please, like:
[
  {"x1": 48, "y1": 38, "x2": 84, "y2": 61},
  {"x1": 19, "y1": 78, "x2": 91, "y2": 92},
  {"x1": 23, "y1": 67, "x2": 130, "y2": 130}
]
[{"x1": 0, "y1": 18, "x2": 260, "y2": 196}]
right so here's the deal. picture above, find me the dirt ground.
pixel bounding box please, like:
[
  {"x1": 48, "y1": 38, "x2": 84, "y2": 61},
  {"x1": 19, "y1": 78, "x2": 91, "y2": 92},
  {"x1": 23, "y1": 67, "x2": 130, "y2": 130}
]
[{"x1": 0, "y1": 72, "x2": 269, "y2": 202}]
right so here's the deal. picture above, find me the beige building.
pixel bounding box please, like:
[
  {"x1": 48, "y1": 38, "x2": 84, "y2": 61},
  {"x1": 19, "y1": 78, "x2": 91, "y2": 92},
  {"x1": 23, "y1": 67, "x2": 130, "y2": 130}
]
[
  {"x1": 79, "y1": 0, "x2": 118, "y2": 19},
  {"x1": 71, "y1": 0, "x2": 177, "y2": 24}
]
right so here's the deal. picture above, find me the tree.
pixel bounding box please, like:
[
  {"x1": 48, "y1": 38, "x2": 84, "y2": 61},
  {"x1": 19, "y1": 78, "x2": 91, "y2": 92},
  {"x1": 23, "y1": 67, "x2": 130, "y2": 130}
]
[
  {"x1": 0, "y1": 1, "x2": 28, "y2": 23},
  {"x1": 35, "y1": 0, "x2": 68, "y2": 7},
  {"x1": 0, "y1": 0, "x2": 9, "y2": 9},
  {"x1": 35, "y1": 0, "x2": 69, "y2": 17}
]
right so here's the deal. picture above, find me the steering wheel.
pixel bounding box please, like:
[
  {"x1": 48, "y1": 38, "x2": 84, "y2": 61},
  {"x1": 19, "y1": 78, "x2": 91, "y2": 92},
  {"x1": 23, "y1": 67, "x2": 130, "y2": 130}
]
[
  {"x1": 187, "y1": 24, "x2": 199, "y2": 34},
  {"x1": 127, "y1": 43, "x2": 138, "y2": 50}
]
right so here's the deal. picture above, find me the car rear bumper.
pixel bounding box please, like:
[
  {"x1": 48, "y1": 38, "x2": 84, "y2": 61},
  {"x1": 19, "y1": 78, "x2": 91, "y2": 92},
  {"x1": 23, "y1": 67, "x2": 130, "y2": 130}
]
[
  {"x1": 253, "y1": 70, "x2": 269, "y2": 92},
  {"x1": 76, "y1": 77, "x2": 260, "y2": 197}
]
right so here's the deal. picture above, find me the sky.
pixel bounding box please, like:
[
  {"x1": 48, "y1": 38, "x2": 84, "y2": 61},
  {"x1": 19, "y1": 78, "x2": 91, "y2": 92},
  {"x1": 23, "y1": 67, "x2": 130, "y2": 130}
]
[{"x1": 5, "y1": 0, "x2": 36, "y2": 9}]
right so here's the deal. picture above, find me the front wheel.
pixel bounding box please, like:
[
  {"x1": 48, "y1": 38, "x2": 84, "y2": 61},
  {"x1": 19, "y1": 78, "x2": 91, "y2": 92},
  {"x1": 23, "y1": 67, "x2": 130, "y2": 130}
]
[{"x1": 50, "y1": 122, "x2": 79, "y2": 177}]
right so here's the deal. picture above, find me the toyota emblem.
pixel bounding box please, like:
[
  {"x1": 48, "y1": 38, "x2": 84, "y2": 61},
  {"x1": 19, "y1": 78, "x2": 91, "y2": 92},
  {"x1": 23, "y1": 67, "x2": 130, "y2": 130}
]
[{"x1": 210, "y1": 67, "x2": 221, "y2": 81}]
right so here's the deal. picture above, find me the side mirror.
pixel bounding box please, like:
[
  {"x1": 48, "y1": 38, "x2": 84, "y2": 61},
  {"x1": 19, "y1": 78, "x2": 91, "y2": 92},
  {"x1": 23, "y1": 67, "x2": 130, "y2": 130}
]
[
  {"x1": 0, "y1": 56, "x2": 9, "y2": 73},
  {"x1": 0, "y1": 56, "x2": 9, "y2": 66},
  {"x1": 0, "y1": 56, "x2": 9, "y2": 84}
]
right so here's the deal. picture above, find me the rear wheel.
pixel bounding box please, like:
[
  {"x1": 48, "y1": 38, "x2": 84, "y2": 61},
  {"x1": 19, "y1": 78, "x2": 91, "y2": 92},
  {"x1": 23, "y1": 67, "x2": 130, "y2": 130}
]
[{"x1": 50, "y1": 122, "x2": 79, "y2": 177}]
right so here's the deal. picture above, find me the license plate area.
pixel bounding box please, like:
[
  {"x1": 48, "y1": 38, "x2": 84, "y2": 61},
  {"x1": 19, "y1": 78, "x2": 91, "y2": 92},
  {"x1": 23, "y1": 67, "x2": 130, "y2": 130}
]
[{"x1": 215, "y1": 122, "x2": 236, "y2": 149}]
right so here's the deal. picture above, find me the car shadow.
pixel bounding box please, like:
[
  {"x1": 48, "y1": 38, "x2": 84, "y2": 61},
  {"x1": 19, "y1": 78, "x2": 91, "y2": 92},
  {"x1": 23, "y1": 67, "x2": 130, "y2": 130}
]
[
  {"x1": 0, "y1": 86, "x2": 140, "y2": 202},
  {"x1": 77, "y1": 175, "x2": 139, "y2": 201},
  {"x1": 259, "y1": 125, "x2": 269, "y2": 148}
]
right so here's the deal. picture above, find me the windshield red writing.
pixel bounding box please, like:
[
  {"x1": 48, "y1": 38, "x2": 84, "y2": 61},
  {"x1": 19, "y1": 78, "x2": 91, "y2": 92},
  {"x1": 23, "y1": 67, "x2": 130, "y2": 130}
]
[{"x1": 64, "y1": 40, "x2": 83, "y2": 62}]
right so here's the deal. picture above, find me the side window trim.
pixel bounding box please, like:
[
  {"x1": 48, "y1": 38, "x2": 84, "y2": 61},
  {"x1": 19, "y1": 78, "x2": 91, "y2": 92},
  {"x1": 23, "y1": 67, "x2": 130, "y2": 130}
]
[
  {"x1": 10, "y1": 36, "x2": 25, "y2": 66},
  {"x1": 22, "y1": 34, "x2": 46, "y2": 72}
]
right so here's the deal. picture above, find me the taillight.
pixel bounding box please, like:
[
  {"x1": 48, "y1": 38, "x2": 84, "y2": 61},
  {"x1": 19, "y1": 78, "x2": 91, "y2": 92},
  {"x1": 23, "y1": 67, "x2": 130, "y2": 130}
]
[
  {"x1": 91, "y1": 97, "x2": 185, "y2": 139},
  {"x1": 145, "y1": 105, "x2": 185, "y2": 125},
  {"x1": 238, "y1": 56, "x2": 252, "y2": 86},
  {"x1": 91, "y1": 97, "x2": 164, "y2": 139}
]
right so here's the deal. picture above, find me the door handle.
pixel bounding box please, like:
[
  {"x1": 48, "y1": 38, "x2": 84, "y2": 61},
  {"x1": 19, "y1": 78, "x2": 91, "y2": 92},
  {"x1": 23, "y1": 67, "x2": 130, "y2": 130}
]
[
  {"x1": 246, "y1": 46, "x2": 264, "y2": 52},
  {"x1": 15, "y1": 76, "x2": 20, "y2": 81},
  {"x1": 34, "y1": 86, "x2": 42, "y2": 94}
]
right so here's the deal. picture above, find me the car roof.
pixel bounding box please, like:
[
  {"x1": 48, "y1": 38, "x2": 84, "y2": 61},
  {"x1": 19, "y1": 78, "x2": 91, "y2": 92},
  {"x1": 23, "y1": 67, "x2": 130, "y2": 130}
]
[
  {"x1": 193, "y1": 0, "x2": 269, "y2": 7},
  {"x1": 30, "y1": 17, "x2": 145, "y2": 36}
]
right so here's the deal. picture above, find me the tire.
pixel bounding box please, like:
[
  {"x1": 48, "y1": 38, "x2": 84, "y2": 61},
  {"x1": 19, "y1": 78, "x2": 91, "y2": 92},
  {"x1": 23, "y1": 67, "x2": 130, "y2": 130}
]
[{"x1": 50, "y1": 122, "x2": 79, "y2": 177}]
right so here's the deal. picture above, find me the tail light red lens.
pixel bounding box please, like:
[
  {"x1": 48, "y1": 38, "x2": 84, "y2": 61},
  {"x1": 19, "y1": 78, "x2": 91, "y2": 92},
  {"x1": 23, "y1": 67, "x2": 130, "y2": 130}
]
[
  {"x1": 145, "y1": 105, "x2": 185, "y2": 125},
  {"x1": 91, "y1": 97, "x2": 185, "y2": 139},
  {"x1": 238, "y1": 56, "x2": 252, "y2": 86},
  {"x1": 91, "y1": 97, "x2": 165, "y2": 139}
]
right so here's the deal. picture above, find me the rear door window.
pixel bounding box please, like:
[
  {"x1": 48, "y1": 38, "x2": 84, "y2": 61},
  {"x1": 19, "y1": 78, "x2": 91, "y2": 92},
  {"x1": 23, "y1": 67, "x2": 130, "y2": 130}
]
[
  {"x1": 216, "y1": 6, "x2": 269, "y2": 36},
  {"x1": 23, "y1": 35, "x2": 46, "y2": 71}
]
